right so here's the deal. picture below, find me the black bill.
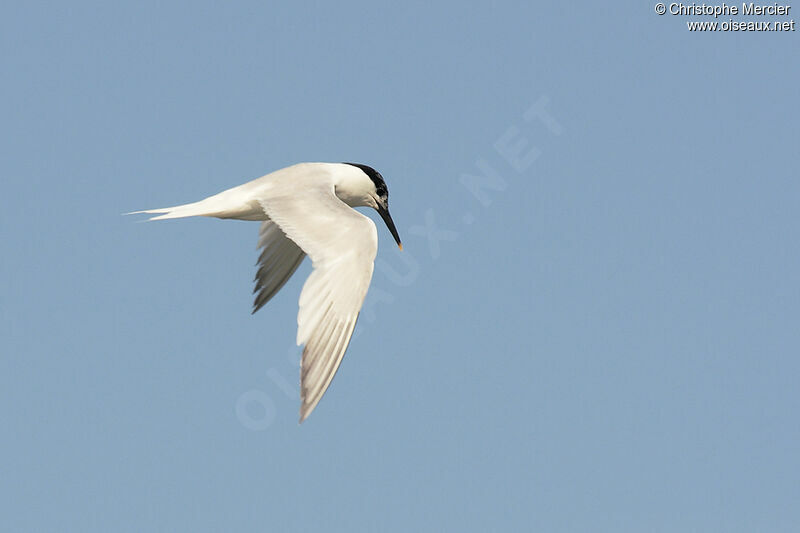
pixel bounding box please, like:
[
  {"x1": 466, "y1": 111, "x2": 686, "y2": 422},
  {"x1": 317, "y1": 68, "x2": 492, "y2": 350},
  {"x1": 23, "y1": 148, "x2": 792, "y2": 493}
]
[{"x1": 377, "y1": 204, "x2": 402, "y2": 250}]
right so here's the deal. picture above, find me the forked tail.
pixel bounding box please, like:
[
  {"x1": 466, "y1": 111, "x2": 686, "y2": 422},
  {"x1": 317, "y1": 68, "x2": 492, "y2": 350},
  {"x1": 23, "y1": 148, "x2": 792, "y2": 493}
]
[
  {"x1": 126, "y1": 185, "x2": 263, "y2": 221},
  {"x1": 126, "y1": 199, "x2": 217, "y2": 221}
]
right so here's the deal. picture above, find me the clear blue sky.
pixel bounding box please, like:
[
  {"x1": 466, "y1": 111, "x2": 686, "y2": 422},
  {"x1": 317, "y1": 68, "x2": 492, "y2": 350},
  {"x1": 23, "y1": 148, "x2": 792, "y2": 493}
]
[{"x1": 2, "y1": 1, "x2": 798, "y2": 531}]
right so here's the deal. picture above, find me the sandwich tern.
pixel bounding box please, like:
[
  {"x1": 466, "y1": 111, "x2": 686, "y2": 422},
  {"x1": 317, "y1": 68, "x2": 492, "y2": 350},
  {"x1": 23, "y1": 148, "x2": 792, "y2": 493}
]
[{"x1": 131, "y1": 162, "x2": 402, "y2": 422}]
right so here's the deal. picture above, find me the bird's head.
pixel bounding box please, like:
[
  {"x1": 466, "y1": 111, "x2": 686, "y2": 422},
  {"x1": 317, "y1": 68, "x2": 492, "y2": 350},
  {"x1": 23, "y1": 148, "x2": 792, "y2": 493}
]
[{"x1": 341, "y1": 162, "x2": 402, "y2": 250}]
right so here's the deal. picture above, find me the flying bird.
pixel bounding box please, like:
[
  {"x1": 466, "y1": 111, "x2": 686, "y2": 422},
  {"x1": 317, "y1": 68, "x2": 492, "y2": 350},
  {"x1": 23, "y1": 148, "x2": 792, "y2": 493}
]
[{"x1": 130, "y1": 162, "x2": 402, "y2": 422}]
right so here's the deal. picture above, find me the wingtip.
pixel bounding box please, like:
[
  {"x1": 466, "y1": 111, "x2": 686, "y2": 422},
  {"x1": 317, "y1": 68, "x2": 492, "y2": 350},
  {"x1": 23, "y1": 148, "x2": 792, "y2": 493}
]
[{"x1": 298, "y1": 396, "x2": 316, "y2": 424}]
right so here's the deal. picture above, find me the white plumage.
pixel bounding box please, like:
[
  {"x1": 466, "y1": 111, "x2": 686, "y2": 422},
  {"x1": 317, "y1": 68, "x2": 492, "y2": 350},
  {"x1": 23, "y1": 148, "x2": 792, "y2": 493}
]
[{"x1": 131, "y1": 162, "x2": 402, "y2": 422}]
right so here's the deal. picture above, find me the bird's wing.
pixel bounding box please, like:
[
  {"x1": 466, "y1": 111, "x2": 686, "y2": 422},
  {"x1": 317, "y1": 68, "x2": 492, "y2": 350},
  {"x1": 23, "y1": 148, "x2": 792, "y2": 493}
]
[
  {"x1": 252, "y1": 220, "x2": 306, "y2": 314},
  {"x1": 258, "y1": 179, "x2": 378, "y2": 422}
]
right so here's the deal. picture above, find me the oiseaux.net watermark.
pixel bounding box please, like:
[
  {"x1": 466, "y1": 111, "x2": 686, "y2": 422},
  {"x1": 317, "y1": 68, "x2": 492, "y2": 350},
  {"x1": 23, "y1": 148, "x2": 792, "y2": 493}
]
[{"x1": 654, "y1": 3, "x2": 796, "y2": 31}]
